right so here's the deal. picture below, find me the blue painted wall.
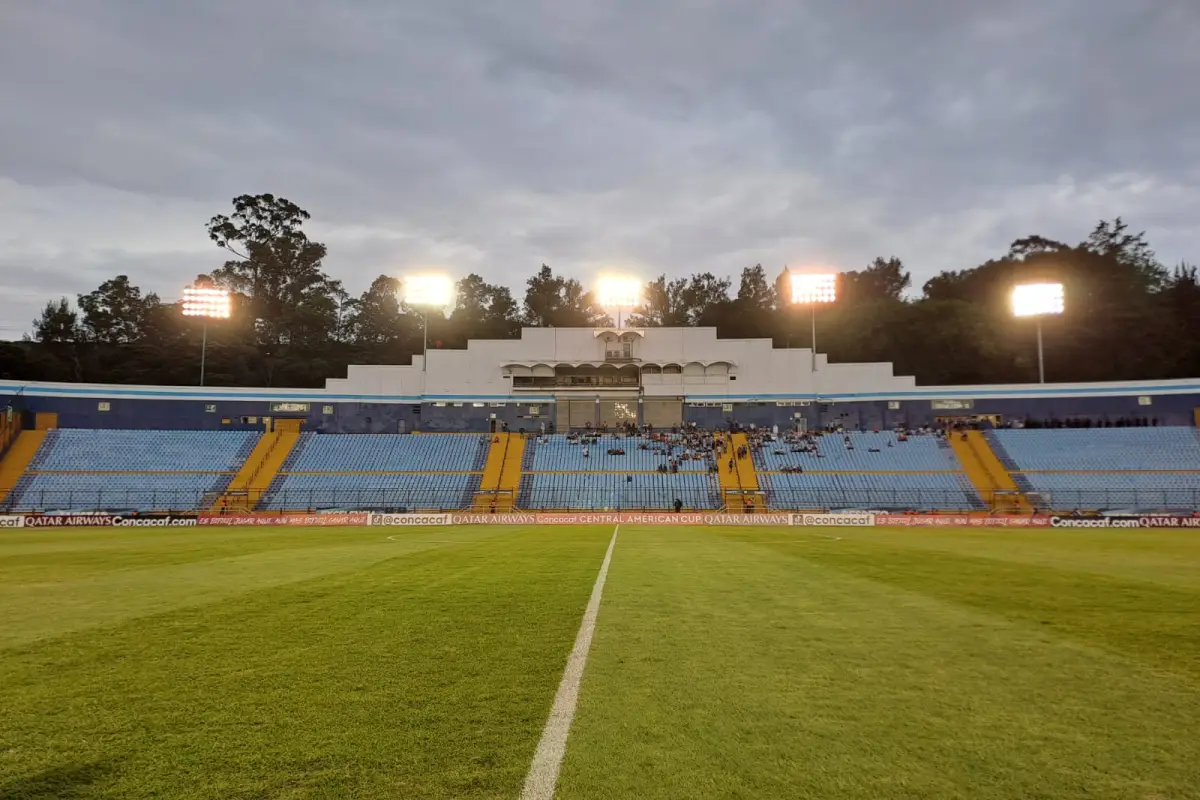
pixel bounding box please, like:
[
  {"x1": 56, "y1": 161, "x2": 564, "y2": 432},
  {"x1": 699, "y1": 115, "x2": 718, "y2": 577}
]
[{"x1": 12, "y1": 391, "x2": 1198, "y2": 432}]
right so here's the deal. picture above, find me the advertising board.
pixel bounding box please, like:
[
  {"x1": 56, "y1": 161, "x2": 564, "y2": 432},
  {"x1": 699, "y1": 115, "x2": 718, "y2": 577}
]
[
  {"x1": 1050, "y1": 515, "x2": 1200, "y2": 529},
  {"x1": 197, "y1": 513, "x2": 369, "y2": 527},
  {"x1": 0, "y1": 514, "x2": 26, "y2": 528},
  {"x1": 21, "y1": 514, "x2": 199, "y2": 528},
  {"x1": 447, "y1": 512, "x2": 791, "y2": 526},
  {"x1": 874, "y1": 515, "x2": 1051, "y2": 527},
  {"x1": 791, "y1": 513, "x2": 875, "y2": 527},
  {"x1": 368, "y1": 513, "x2": 451, "y2": 526}
]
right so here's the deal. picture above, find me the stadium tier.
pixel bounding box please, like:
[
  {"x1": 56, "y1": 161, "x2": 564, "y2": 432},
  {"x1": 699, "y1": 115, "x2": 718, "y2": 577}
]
[
  {"x1": 753, "y1": 431, "x2": 987, "y2": 511},
  {"x1": 986, "y1": 427, "x2": 1200, "y2": 510},
  {"x1": 4, "y1": 429, "x2": 259, "y2": 511},
  {"x1": 260, "y1": 433, "x2": 488, "y2": 511},
  {"x1": 2, "y1": 425, "x2": 1200, "y2": 512},
  {"x1": 518, "y1": 434, "x2": 722, "y2": 510}
]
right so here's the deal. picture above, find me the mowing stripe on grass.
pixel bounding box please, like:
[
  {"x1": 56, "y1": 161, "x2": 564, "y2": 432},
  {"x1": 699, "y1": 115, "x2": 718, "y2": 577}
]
[{"x1": 521, "y1": 525, "x2": 620, "y2": 800}]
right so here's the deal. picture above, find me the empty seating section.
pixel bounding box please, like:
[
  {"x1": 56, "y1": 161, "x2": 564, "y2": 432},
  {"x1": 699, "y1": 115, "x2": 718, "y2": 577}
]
[
  {"x1": 523, "y1": 472, "x2": 720, "y2": 510},
  {"x1": 987, "y1": 428, "x2": 1200, "y2": 509},
  {"x1": 281, "y1": 433, "x2": 488, "y2": 472},
  {"x1": 753, "y1": 431, "x2": 986, "y2": 511},
  {"x1": 6, "y1": 429, "x2": 259, "y2": 511},
  {"x1": 262, "y1": 473, "x2": 477, "y2": 510},
  {"x1": 521, "y1": 434, "x2": 721, "y2": 509},
  {"x1": 262, "y1": 433, "x2": 487, "y2": 510}
]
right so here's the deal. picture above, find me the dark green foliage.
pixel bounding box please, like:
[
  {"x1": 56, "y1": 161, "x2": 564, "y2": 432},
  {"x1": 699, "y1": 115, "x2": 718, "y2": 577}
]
[{"x1": 7, "y1": 205, "x2": 1200, "y2": 387}]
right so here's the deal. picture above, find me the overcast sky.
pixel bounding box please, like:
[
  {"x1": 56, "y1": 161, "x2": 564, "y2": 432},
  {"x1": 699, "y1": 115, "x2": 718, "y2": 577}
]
[{"x1": 2, "y1": 0, "x2": 1198, "y2": 338}]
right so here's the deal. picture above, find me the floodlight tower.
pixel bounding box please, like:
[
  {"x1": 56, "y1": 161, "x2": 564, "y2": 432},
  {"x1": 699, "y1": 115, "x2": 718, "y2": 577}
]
[
  {"x1": 401, "y1": 274, "x2": 455, "y2": 372},
  {"x1": 181, "y1": 286, "x2": 231, "y2": 386},
  {"x1": 1011, "y1": 282, "x2": 1064, "y2": 384},
  {"x1": 787, "y1": 272, "x2": 838, "y2": 372},
  {"x1": 596, "y1": 275, "x2": 641, "y2": 328}
]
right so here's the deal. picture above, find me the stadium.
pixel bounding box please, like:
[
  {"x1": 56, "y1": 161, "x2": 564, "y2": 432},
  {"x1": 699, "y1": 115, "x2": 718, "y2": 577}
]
[{"x1": 2, "y1": 307, "x2": 1199, "y2": 798}]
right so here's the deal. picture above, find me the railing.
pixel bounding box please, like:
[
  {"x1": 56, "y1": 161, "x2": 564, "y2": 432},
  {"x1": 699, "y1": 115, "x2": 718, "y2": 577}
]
[
  {"x1": 4, "y1": 487, "x2": 485, "y2": 513},
  {"x1": 5, "y1": 486, "x2": 1199, "y2": 514},
  {"x1": 765, "y1": 488, "x2": 1200, "y2": 511},
  {"x1": 0, "y1": 386, "x2": 27, "y2": 461},
  {"x1": 246, "y1": 432, "x2": 287, "y2": 489}
]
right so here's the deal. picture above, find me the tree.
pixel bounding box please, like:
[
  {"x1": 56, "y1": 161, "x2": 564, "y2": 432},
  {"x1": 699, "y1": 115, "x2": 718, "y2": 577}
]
[
  {"x1": 4, "y1": 211, "x2": 1196, "y2": 389},
  {"x1": 32, "y1": 298, "x2": 79, "y2": 343},
  {"x1": 841, "y1": 257, "x2": 911, "y2": 303},
  {"x1": 737, "y1": 264, "x2": 776, "y2": 309},
  {"x1": 450, "y1": 274, "x2": 521, "y2": 341},
  {"x1": 206, "y1": 194, "x2": 340, "y2": 347},
  {"x1": 77, "y1": 275, "x2": 159, "y2": 344},
  {"x1": 1007, "y1": 235, "x2": 1070, "y2": 261},
  {"x1": 346, "y1": 275, "x2": 413, "y2": 346},
  {"x1": 522, "y1": 265, "x2": 611, "y2": 327},
  {"x1": 1084, "y1": 217, "x2": 1166, "y2": 292}
]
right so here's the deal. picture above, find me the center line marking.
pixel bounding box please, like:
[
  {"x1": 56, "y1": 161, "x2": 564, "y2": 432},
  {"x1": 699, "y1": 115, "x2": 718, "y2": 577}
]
[{"x1": 521, "y1": 524, "x2": 620, "y2": 800}]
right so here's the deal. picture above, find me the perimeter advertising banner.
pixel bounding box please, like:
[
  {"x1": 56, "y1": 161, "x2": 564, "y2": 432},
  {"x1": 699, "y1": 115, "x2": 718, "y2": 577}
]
[
  {"x1": 20, "y1": 514, "x2": 199, "y2": 528},
  {"x1": 1049, "y1": 515, "x2": 1200, "y2": 529},
  {"x1": 369, "y1": 513, "x2": 452, "y2": 526},
  {"x1": 791, "y1": 513, "x2": 876, "y2": 527},
  {"x1": 874, "y1": 515, "x2": 1052, "y2": 527},
  {"x1": 0, "y1": 514, "x2": 26, "y2": 528},
  {"x1": 369, "y1": 512, "x2": 793, "y2": 526},
  {"x1": 197, "y1": 513, "x2": 369, "y2": 527}
]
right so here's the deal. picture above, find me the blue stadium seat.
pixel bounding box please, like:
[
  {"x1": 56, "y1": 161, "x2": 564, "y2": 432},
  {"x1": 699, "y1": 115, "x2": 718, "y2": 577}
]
[
  {"x1": 262, "y1": 433, "x2": 488, "y2": 511},
  {"x1": 522, "y1": 472, "x2": 721, "y2": 510},
  {"x1": 753, "y1": 431, "x2": 986, "y2": 511},
  {"x1": 519, "y1": 434, "x2": 722, "y2": 510},
  {"x1": 525, "y1": 434, "x2": 711, "y2": 472},
  {"x1": 987, "y1": 427, "x2": 1200, "y2": 509},
  {"x1": 7, "y1": 429, "x2": 259, "y2": 512}
]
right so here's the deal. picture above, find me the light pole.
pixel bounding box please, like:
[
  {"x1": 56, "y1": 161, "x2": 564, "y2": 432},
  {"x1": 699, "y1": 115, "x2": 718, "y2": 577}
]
[
  {"x1": 787, "y1": 272, "x2": 838, "y2": 373},
  {"x1": 181, "y1": 286, "x2": 231, "y2": 386},
  {"x1": 596, "y1": 275, "x2": 641, "y2": 328},
  {"x1": 1011, "y1": 282, "x2": 1064, "y2": 384},
  {"x1": 400, "y1": 275, "x2": 455, "y2": 372}
]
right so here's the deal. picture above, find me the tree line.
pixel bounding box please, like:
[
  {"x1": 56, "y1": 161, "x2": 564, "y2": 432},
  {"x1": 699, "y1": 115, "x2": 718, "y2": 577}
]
[{"x1": 4, "y1": 194, "x2": 1198, "y2": 389}]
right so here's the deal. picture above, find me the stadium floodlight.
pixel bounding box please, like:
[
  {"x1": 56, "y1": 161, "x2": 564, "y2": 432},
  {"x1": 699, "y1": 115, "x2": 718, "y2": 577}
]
[
  {"x1": 401, "y1": 274, "x2": 456, "y2": 372},
  {"x1": 596, "y1": 275, "x2": 642, "y2": 328},
  {"x1": 181, "y1": 286, "x2": 231, "y2": 387},
  {"x1": 402, "y1": 274, "x2": 455, "y2": 308},
  {"x1": 1011, "y1": 282, "x2": 1064, "y2": 384},
  {"x1": 786, "y1": 271, "x2": 838, "y2": 372}
]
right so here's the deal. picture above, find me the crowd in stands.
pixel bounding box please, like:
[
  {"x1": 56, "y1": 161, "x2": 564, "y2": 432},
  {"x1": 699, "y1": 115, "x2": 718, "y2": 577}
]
[
  {"x1": 737, "y1": 422, "x2": 946, "y2": 466},
  {"x1": 528, "y1": 420, "x2": 720, "y2": 475}
]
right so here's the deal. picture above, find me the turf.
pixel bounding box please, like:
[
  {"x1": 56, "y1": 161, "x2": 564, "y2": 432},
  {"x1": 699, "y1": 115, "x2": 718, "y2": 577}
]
[{"x1": 2, "y1": 524, "x2": 1198, "y2": 799}]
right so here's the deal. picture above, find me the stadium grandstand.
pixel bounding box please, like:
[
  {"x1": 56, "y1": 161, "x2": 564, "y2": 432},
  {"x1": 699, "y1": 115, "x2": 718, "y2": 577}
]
[{"x1": 3, "y1": 325, "x2": 1200, "y2": 515}]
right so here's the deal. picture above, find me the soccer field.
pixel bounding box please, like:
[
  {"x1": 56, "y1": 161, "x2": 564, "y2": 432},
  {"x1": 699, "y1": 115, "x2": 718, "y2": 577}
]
[{"x1": 1, "y1": 524, "x2": 1198, "y2": 799}]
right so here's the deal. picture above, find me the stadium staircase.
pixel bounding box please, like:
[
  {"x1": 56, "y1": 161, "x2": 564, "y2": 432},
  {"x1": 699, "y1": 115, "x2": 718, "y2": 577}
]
[
  {"x1": 728, "y1": 433, "x2": 767, "y2": 512},
  {"x1": 213, "y1": 424, "x2": 300, "y2": 511},
  {"x1": 0, "y1": 430, "x2": 47, "y2": 505},
  {"x1": 495, "y1": 434, "x2": 525, "y2": 511},
  {"x1": 948, "y1": 430, "x2": 1030, "y2": 512},
  {"x1": 472, "y1": 432, "x2": 523, "y2": 512},
  {"x1": 716, "y1": 434, "x2": 741, "y2": 494}
]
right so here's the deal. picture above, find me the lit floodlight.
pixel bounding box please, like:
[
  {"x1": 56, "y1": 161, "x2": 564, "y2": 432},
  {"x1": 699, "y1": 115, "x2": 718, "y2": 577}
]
[
  {"x1": 1011, "y1": 282, "x2": 1065, "y2": 317},
  {"x1": 181, "y1": 286, "x2": 231, "y2": 319},
  {"x1": 789, "y1": 273, "x2": 838, "y2": 305},
  {"x1": 402, "y1": 274, "x2": 455, "y2": 307},
  {"x1": 596, "y1": 275, "x2": 641, "y2": 309}
]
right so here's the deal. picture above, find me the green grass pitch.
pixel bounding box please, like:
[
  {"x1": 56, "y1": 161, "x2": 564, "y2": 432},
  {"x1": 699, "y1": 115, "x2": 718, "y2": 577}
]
[{"x1": 1, "y1": 523, "x2": 1198, "y2": 799}]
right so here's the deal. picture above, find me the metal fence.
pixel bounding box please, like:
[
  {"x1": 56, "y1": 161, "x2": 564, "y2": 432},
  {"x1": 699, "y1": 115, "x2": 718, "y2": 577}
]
[{"x1": 5, "y1": 485, "x2": 1199, "y2": 514}]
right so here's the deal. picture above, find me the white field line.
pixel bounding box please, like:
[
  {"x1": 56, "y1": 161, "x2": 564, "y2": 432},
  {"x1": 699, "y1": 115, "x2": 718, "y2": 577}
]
[{"x1": 520, "y1": 525, "x2": 620, "y2": 800}]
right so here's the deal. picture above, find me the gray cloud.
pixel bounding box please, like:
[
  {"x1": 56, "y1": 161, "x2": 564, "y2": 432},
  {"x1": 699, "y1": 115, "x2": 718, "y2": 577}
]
[{"x1": 2, "y1": 0, "x2": 1198, "y2": 338}]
